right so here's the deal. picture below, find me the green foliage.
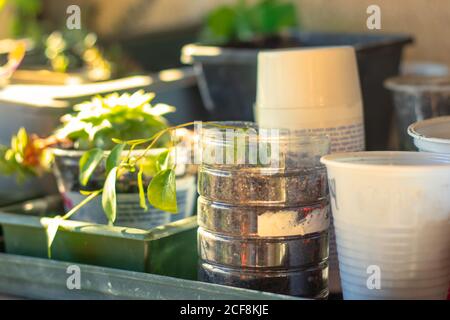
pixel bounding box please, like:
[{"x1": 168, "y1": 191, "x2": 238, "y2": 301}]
[
  {"x1": 45, "y1": 215, "x2": 62, "y2": 258},
  {"x1": 147, "y1": 168, "x2": 177, "y2": 213},
  {"x1": 102, "y1": 167, "x2": 118, "y2": 224},
  {"x1": 56, "y1": 90, "x2": 174, "y2": 150},
  {"x1": 44, "y1": 30, "x2": 113, "y2": 79},
  {"x1": 200, "y1": 0, "x2": 298, "y2": 45},
  {"x1": 78, "y1": 148, "x2": 103, "y2": 186},
  {"x1": 137, "y1": 165, "x2": 148, "y2": 211},
  {"x1": 7, "y1": 0, "x2": 44, "y2": 42},
  {"x1": 0, "y1": 91, "x2": 181, "y2": 255},
  {"x1": 106, "y1": 143, "x2": 125, "y2": 174}
]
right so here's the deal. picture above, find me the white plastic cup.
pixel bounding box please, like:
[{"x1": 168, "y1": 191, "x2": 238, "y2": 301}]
[
  {"x1": 321, "y1": 151, "x2": 450, "y2": 300},
  {"x1": 408, "y1": 116, "x2": 450, "y2": 153},
  {"x1": 256, "y1": 46, "x2": 365, "y2": 293},
  {"x1": 255, "y1": 46, "x2": 365, "y2": 153}
]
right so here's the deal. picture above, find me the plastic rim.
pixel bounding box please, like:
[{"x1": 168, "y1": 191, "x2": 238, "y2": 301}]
[{"x1": 320, "y1": 151, "x2": 450, "y2": 171}]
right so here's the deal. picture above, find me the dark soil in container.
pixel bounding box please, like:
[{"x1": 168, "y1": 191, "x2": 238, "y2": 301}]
[
  {"x1": 198, "y1": 165, "x2": 328, "y2": 205},
  {"x1": 198, "y1": 227, "x2": 329, "y2": 269},
  {"x1": 199, "y1": 261, "x2": 329, "y2": 299}
]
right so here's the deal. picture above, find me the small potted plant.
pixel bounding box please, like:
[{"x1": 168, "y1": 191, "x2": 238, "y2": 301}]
[
  {"x1": 182, "y1": 0, "x2": 413, "y2": 150},
  {"x1": 0, "y1": 90, "x2": 197, "y2": 231}
]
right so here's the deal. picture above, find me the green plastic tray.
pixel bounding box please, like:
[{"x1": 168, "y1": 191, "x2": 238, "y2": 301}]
[{"x1": 0, "y1": 196, "x2": 197, "y2": 280}]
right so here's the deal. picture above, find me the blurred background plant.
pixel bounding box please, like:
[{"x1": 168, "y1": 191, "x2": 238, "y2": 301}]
[
  {"x1": 2, "y1": 0, "x2": 450, "y2": 72},
  {"x1": 0, "y1": 90, "x2": 175, "y2": 182},
  {"x1": 199, "y1": 0, "x2": 298, "y2": 46},
  {"x1": 3, "y1": 0, "x2": 44, "y2": 43},
  {"x1": 0, "y1": 0, "x2": 138, "y2": 81}
]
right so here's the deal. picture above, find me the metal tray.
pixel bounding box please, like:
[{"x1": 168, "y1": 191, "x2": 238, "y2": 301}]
[{"x1": 0, "y1": 253, "x2": 300, "y2": 300}]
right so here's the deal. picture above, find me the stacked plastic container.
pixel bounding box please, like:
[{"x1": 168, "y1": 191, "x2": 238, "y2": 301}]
[
  {"x1": 255, "y1": 47, "x2": 366, "y2": 293},
  {"x1": 197, "y1": 122, "x2": 331, "y2": 298}
]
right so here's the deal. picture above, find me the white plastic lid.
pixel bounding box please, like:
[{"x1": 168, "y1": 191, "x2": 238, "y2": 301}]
[{"x1": 256, "y1": 46, "x2": 362, "y2": 110}]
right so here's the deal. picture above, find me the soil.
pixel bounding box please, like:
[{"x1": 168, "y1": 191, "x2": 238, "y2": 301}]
[
  {"x1": 198, "y1": 165, "x2": 328, "y2": 205},
  {"x1": 198, "y1": 227, "x2": 329, "y2": 269},
  {"x1": 199, "y1": 261, "x2": 329, "y2": 299}
]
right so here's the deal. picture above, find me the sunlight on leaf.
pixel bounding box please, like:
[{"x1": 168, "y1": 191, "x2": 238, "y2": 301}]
[
  {"x1": 79, "y1": 148, "x2": 103, "y2": 186},
  {"x1": 45, "y1": 215, "x2": 63, "y2": 259},
  {"x1": 147, "y1": 168, "x2": 177, "y2": 213},
  {"x1": 102, "y1": 167, "x2": 117, "y2": 224},
  {"x1": 106, "y1": 143, "x2": 125, "y2": 174},
  {"x1": 137, "y1": 165, "x2": 148, "y2": 211},
  {"x1": 156, "y1": 149, "x2": 170, "y2": 171}
]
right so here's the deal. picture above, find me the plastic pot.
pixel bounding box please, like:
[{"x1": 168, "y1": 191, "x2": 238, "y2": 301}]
[
  {"x1": 182, "y1": 31, "x2": 413, "y2": 150},
  {"x1": 52, "y1": 148, "x2": 197, "y2": 229},
  {"x1": 385, "y1": 76, "x2": 450, "y2": 150}
]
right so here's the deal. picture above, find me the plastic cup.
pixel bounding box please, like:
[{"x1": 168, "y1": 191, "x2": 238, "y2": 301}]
[
  {"x1": 408, "y1": 116, "x2": 450, "y2": 153},
  {"x1": 321, "y1": 151, "x2": 450, "y2": 300}
]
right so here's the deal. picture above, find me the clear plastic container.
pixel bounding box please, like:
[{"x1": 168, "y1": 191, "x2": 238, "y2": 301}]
[{"x1": 196, "y1": 122, "x2": 331, "y2": 298}]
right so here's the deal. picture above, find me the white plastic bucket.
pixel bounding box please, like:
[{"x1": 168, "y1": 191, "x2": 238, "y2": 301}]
[
  {"x1": 321, "y1": 151, "x2": 450, "y2": 300},
  {"x1": 408, "y1": 116, "x2": 450, "y2": 153}
]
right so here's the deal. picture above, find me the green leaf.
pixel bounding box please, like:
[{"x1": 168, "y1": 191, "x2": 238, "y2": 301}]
[
  {"x1": 16, "y1": 127, "x2": 28, "y2": 154},
  {"x1": 79, "y1": 148, "x2": 103, "y2": 186},
  {"x1": 137, "y1": 166, "x2": 148, "y2": 211},
  {"x1": 147, "y1": 168, "x2": 177, "y2": 213},
  {"x1": 156, "y1": 149, "x2": 170, "y2": 171},
  {"x1": 45, "y1": 215, "x2": 62, "y2": 258},
  {"x1": 59, "y1": 91, "x2": 172, "y2": 150},
  {"x1": 106, "y1": 143, "x2": 125, "y2": 174},
  {"x1": 102, "y1": 167, "x2": 117, "y2": 224},
  {"x1": 207, "y1": 6, "x2": 236, "y2": 39}
]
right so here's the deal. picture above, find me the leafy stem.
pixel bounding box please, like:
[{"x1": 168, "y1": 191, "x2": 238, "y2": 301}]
[{"x1": 61, "y1": 190, "x2": 102, "y2": 220}]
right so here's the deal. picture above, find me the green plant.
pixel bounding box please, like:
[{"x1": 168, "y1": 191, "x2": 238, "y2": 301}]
[
  {"x1": 3, "y1": 0, "x2": 125, "y2": 79},
  {"x1": 0, "y1": 90, "x2": 182, "y2": 255},
  {"x1": 0, "y1": 90, "x2": 176, "y2": 207},
  {"x1": 6, "y1": 0, "x2": 44, "y2": 42},
  {"x1": 200, "y1": 0, "x2": 298, "y2": 45},
  {"x1": 56, "y1": 90, "x2": 174, "y2": 150},
  {"x1": 44, "y1": 30, "x2": 114, "y2": 80}
]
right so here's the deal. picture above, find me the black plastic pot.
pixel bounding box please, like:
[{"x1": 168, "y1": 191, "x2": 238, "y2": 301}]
[{"x1": 182, "y1": 32, "x2": 413, "y2": 150}]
